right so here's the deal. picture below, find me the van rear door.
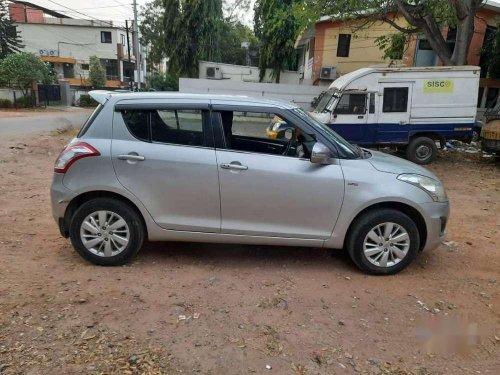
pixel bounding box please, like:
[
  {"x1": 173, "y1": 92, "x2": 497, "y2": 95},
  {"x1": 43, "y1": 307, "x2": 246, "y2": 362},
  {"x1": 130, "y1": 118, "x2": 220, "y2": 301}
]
[{"x1": 377, "y1": 82, "x2": 413, "y2": 144}]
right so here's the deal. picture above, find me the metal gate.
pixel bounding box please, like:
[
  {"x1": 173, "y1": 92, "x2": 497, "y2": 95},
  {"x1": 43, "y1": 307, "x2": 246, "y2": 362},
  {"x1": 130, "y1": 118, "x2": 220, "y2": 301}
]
[{"x1": 38, "y1": 84, "x2": 61, "y2": 105}]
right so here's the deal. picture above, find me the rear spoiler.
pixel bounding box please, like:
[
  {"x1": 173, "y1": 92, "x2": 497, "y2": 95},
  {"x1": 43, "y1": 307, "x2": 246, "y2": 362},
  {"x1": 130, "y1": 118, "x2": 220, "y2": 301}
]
[{"x1": 89, "y1": 90, "x2": 113, "y2": 105}]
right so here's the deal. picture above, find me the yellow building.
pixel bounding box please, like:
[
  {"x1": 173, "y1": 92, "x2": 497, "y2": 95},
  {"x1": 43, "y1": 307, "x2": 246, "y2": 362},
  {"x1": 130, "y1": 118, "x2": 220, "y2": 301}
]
[{"x1": 296, "y1": 14, "x2": 408, "y2": 86}]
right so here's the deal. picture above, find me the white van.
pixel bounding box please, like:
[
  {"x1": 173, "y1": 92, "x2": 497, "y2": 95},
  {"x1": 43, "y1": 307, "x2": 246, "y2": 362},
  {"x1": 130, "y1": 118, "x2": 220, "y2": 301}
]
[{"x1": 311, "y1": 66, "x2": 480, "y2": 164}]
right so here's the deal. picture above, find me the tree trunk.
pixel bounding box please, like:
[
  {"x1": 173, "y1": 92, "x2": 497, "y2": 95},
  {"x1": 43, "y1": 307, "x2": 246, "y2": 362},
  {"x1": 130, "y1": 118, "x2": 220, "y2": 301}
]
[
  {"x1": 450, "y1": 0, "x2": 480, "y2": 65},
  {"x1": 275, "y1": 69, "x2": 281, "y2": 84}
]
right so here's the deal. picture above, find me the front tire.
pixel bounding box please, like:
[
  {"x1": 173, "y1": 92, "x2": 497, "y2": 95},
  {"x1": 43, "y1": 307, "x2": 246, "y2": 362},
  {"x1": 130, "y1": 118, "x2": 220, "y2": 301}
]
[
  {"x1": 406, "y1": 137, "x2": 438, "y2": 164},
  {"x1": 69, "y1": 198, "x2": 144, "y2": 266},
  {"x1": 347, "y1": 209, "x2": 420, "y2": 275}
]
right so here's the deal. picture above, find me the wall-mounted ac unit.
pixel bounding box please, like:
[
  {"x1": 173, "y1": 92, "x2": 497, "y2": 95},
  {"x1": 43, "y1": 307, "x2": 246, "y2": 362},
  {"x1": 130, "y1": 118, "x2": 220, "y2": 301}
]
[
  {"x1": 206, "y1": 66, "x2": 222, "y2": 79},
  {"x1": 320, "y1": 66, "x2": 336, "y2": 80}
]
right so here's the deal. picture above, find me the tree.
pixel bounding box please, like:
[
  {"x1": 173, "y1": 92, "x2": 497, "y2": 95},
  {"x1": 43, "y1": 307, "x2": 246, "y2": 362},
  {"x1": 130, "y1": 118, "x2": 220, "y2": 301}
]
[
  {"x1": 88, "y1": 56, "x2": 106, "y2": 88},
  {"x1": 254, "y1": 0, "x2": 300, "y2": 82},
  {"x1": 298, "y1": 0, "x2": 485, "y2": 66},
  {"x1": 147, "y1": 72, "x2": 179, "y2": 91},
  {"x1": 481, "y1": 24, "x2": 500, "y2": 78},
  {"x1": 375, "y1": 33, "x2": 407, "y2": 62},
  {"x1": 141, "y1": 0, "x2": 259, "y2": 77},
  {"x1": 0, "y1": 0, "x2": 23, "y2": 59},
  {"x1": 0, "y1": 53, "x2": 49, "y2": 96}
]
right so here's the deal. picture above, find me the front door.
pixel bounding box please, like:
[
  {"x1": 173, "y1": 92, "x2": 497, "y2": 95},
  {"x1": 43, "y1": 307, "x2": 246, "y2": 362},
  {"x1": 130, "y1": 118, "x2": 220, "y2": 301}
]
[
  {"x1": 111, "y1": 102, "x2": 221, "y2": 233},
  {"x1": 377, "y1": 82, "x2": 413, "y2": 144},
  {"x1": 329, "y1": 92, "x2": 368, "y2": 144},
  {"x1": 213, "y1": 106, "x2": 345, "y2": 240}
]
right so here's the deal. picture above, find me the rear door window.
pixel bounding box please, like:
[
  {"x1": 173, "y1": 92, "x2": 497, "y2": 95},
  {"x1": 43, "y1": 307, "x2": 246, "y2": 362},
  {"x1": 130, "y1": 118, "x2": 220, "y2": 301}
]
[
  {"x1": 121, "y1": 110, "x2": 150, "y2": 142},
  {"x1": 383, "y1": 87, "x2": 409, "y2": 112},
  {"x1": 151, "y1": 109, "x2": 204, "y2": 146}
]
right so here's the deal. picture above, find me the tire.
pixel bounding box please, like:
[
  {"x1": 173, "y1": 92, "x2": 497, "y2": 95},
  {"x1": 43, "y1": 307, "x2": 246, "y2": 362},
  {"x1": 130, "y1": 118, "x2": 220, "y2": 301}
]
[
  {"x1": 406, "y1": 137, "x2": 438, "y2": 164},
  {"x1": 346, "y1": 209, "x2": 420, "y2": 275},
  {"x1": 472, "y1": 128, "x2": 481, "y2": 142},
  {"x1": 69, "y1": 198, "x2": 145, "y2": 266}
]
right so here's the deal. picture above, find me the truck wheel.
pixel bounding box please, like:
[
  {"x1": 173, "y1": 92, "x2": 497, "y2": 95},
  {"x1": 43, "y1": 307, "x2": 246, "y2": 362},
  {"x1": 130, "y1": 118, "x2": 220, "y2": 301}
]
[{"x1": 406, "y1": 137, "x2": 437, "y2": 164}]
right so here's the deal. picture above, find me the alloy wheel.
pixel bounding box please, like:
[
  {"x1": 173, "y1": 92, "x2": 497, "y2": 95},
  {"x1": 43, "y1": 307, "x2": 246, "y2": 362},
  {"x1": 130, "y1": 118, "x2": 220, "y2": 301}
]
[{"x1": 363, "y1": 222, "x2": 410, "y2": 268}]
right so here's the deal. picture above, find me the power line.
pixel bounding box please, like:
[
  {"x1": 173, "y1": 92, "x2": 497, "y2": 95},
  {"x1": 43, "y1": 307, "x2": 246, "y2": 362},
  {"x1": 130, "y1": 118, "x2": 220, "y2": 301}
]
[{"x1": 43, "y1": 0, "x2": 129, "y2": 31}]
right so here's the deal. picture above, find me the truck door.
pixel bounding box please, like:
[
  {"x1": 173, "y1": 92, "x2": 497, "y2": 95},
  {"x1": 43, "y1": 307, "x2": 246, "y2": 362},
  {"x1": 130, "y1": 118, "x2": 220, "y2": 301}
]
[
  {"x1": 330, "y1": 92, "x2": 368, "y2": 144},
  {"x1": 377, "y1": 83, "x2": 413, "y2": 144}
]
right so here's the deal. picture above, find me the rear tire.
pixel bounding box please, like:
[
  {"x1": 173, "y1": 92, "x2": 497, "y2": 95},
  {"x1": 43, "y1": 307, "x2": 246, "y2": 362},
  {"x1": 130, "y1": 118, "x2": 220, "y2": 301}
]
[
  {"x1": 346, "y1": 209, "x2": 420, "y2": 275},
  {"x1": 406, "y1": 137, "x2": 437, "y2": 164},
  {"x1": 69, "y1": 198, "x2": 144, "y2": 266}
]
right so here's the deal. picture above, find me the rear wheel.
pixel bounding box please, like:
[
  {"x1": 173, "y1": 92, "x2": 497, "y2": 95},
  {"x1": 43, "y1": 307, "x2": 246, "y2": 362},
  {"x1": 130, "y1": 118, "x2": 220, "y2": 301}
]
[
  {"x1": 406, "y1": 137, "x2": 438, "y2": 164},
  {"x1": 69, "y1": 198, "x2": 144, "y2": 266},
  {"x1": 347, "y1": 209, "x2": 420, "y2": 275}
]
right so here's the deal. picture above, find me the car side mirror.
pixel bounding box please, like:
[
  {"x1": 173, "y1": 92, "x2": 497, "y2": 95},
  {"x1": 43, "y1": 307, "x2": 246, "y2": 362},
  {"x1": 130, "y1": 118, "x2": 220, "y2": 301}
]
[{"x1": 310, "y1": 142, "x2": 332, "y2": 165}]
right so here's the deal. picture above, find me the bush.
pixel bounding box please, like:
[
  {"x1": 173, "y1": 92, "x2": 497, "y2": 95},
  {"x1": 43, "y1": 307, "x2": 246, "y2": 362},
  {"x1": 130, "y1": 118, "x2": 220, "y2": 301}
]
[
  {"x1": 16, "y1": 95, "x2": 34, "y2": 108},
  {"x1": 79, "y1": 94, "x2": 98, "y2": 107},
  {"x1": 0, "y1": 98, "x2": 13, "y2": 108}
]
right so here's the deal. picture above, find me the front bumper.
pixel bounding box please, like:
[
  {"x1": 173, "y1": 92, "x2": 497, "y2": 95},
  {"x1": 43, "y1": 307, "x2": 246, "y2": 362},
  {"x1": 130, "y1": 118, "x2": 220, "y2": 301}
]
[{"x1": 420, "y1": 201, "x2": 450, "y2": 251}]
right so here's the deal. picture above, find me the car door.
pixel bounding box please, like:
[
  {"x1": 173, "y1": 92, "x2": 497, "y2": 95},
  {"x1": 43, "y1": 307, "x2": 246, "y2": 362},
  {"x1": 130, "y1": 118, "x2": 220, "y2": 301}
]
[
  {"x1": 329, "y1": 92, "x2": 368, "y2": 144},
  {"x1": 376, "y1": 83, "x2": 413, "y2": 143},
  {"x1": 111, "y1": 99, "x2": 221, "y2": 233},
  {"x1": 212, "y1": 104, "x2": 345, "y2": 240}
]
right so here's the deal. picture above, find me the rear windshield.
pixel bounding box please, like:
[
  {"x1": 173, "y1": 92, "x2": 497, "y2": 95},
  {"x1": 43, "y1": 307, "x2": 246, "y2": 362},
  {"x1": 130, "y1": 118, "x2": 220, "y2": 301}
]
[{"x1": 77, "y1": 104, "x2": 103, "y2": 137}]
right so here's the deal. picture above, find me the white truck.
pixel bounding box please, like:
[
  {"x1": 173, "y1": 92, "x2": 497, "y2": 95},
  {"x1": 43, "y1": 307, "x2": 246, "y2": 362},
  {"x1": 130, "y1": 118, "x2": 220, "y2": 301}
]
[{"x1": 310, "y1": 66, "x2": 480, "y2": 164}]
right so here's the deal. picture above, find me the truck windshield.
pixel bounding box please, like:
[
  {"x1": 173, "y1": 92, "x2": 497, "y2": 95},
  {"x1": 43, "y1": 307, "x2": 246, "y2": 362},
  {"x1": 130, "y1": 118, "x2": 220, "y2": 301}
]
[
  {"x1": 293, "y1": 108, "x2": 361, "y2": 159},
  {"x1": 315, "y1": 90, "x2": 338, "y2": 113}
]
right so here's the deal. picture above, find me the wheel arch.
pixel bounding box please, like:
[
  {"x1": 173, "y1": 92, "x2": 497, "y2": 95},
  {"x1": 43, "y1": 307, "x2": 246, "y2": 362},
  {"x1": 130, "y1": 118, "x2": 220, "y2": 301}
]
[
  {"x1": 344, "y1": 201, "x2": 427, "y2": 251},
  {"x1": 63, "y1": 190, "x2": 148, "y2": 239},
  {"x1": 409, "y1": 132, "x2": 444, "y2": 144}
]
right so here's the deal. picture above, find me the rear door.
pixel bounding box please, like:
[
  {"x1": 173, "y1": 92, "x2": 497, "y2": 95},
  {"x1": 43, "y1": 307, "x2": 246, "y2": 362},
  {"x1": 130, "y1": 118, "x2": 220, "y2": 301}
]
[
  {"x1": 111, "y1": 99, "x2": 221, "y2": 233},
  {"x1": 377, "y1": 83, "x2": 413, "y2": 144}
]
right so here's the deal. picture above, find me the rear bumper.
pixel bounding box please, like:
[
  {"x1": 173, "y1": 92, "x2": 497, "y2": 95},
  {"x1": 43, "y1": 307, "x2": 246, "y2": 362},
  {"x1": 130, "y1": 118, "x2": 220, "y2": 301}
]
[
  {"x1": 50, "y1": 173, "x2": 75, "y2": 238},
  {"x1": 420, "y1": 201, "x2": 450, "y2": 251}
]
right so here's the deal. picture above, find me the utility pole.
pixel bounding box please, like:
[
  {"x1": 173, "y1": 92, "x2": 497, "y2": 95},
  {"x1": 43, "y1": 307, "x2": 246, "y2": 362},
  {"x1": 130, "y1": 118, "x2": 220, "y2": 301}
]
[{"x1": 132, "y1": 0, "x2": 141, "y2": 90}]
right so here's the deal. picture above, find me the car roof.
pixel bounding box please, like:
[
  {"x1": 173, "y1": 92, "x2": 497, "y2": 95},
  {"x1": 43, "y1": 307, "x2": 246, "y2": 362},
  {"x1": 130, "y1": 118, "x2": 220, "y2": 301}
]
[{"x1": 89, "y1": 91, "x2": 299, "y2": 110}]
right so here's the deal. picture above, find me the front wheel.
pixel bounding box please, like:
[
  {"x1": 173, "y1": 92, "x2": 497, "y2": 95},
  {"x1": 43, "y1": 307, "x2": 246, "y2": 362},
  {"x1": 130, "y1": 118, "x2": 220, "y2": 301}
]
[
  {"x1": 69, "y1": 198, "x2": 145, "y2": 266},
  {"x1": 347, "y1": 209, "x2": 420, "y2": 275},
  {"x1": 406, "y1": 137, "x2": 438, "y2": 164}
]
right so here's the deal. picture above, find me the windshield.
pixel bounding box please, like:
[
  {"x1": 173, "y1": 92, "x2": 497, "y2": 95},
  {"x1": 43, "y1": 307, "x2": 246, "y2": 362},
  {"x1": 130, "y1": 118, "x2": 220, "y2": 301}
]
[
  {"x1": 293, "y1": 108, "x2": 361, "y2": 158},
  {"x1": 314, "y1": 90, "x2": 338, "y2": 113}
]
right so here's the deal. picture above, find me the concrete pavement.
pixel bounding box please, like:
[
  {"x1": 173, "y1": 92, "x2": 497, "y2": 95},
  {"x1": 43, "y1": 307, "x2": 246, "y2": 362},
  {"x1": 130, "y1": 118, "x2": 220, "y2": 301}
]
[{"x1": 0, "y1": 108, "x2": 94, "y2": 138}]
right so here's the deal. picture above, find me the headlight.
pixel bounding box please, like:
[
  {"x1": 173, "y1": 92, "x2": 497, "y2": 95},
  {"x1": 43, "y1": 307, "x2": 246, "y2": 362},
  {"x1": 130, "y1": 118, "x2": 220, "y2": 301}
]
[{"x1": 397, "y1": 174, "x2": 447, "y2": 202}]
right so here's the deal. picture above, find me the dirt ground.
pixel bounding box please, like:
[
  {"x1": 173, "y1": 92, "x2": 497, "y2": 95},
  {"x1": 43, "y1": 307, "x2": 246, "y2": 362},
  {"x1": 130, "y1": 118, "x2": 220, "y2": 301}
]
[{"x1": 0, "y1": 129, "x2": 498, "y2": 375}]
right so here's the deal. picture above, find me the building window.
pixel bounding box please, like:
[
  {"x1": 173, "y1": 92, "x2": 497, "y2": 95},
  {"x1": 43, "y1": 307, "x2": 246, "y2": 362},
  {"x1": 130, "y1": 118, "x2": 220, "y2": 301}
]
[
  {"x1": 101, "y1": 31, "x2": 112, "y2": 43},
  {"x1": 337, "y1": 34, "x2": 351, "y2": 57},
  {"x1": 120, "y1": 34, "x2": 126, "y2": 46},
  {"x1": 81, "y1": 63, "x2": 89, "y2": 71},
  {"x1": 383, "y1": 87, "x2": 409, "y2": 112}
]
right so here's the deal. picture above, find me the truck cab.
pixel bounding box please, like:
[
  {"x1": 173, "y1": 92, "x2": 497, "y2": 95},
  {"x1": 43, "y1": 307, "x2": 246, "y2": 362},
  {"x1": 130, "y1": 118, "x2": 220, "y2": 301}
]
[{"x1": 311, "y1": 66, "x2": 480, "y2": 164}]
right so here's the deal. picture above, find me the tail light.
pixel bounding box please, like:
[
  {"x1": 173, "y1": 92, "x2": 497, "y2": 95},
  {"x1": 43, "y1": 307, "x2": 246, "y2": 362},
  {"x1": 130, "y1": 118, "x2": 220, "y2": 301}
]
[{"x1": 54, "y1": 142, "x2": 100, "y2": 173}]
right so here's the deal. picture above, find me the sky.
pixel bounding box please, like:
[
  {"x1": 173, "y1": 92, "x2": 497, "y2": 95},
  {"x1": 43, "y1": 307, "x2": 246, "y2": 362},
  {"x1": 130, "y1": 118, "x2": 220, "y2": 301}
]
[{"x1": 25, "y1": 0, "x2": 256, "y2": 27}]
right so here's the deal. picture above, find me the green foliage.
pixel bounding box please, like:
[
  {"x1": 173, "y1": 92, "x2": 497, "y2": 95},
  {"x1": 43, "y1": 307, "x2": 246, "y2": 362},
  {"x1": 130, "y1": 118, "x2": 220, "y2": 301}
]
[
  {"x1": 0, "y1": 0, "x2": 23, "y2": 59},
  {"x1": 481, "y1": 22, "x2": 500, "y2": 79},
  {"x1": 16, "y1": 95, "x2": 34, "y2": 108},
  {"x1": 79, "y1": 94, "x2": 98, "y2": 107},
  {"x1": 375, "y1": 33, "x2": 407, "y2": 61},
  {"x1": 0, "y1": 98, "x2": 12, "y2": 108},
  {"x1": 141, "y1": 0, "x2": 259, "y2": 77},
  {"x1": 254, "y1": 0, "x2": 300, "y2": 82},
  {"x1": 147, "y1": 73, "x2": 179, "y2": 91},
  {"x1": 0, "y1": 52, "x2": 49, "y2": 94},
  {"x1": 88, "y1": 56, "x2": 106, "y2": 88}
]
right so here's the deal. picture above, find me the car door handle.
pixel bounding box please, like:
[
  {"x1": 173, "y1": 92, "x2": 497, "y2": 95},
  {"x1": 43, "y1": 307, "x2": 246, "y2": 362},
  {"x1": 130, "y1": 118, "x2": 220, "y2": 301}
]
[
  {"x1": 118, "y1": 154, "x2": 145, "y2": 161},
  {"x1": 358, "y1": 115, "x2": 364, "y2": 119},
  {"x1": 221, "y1": 162, "x2": 248, "y2": 171}
]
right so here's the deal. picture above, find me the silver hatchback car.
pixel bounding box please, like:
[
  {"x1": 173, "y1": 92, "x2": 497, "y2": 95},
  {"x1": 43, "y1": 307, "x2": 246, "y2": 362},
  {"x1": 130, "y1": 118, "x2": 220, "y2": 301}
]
[{"x1": 51, "y1": 91, "x2": 449, "y2": 275}]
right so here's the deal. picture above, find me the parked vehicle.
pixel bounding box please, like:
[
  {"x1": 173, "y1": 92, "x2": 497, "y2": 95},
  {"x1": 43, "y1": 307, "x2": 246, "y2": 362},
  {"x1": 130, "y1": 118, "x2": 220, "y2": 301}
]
[
  {"x1": 481, "y1": 101, "x2": 500, "y2": 154},
  {"x1": 51, "y1": 91, "x2": 449, "y2": 275},
  {"x1": 311, "y1": 66, "x2": 480, "y2": 164}
]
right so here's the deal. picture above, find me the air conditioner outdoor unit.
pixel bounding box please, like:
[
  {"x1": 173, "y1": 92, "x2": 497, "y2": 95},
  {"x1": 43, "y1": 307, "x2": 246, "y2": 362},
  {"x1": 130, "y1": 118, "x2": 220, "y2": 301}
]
[
  {"x1": 320, "y1": 66, "x2": 336, "y2": 80},
  {"x1": 206, "y1": 66, "x2": 222, "y2": 79}
]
